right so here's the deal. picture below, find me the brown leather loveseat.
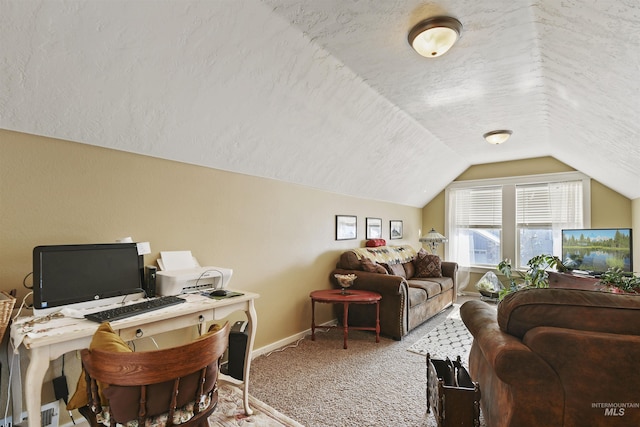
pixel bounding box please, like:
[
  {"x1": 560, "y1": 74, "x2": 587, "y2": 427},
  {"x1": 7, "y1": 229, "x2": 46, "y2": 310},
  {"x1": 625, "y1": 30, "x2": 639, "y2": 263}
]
[
  {"x1": 331, "y1": 244, "x2": 457, "y2": 340},
  {"x1": 460, "y1": 288, "x2": 640, "y2": 427}
]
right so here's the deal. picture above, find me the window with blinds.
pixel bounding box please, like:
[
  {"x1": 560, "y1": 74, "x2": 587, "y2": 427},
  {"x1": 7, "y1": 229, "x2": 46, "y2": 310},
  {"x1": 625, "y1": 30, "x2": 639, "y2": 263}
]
[
  {"x1": 446, "y1": 172, "x2": 589, "y2": 270},
  {"x1": 448, "y1": 186, "x2": 503, "y2": 267},
  {"x1": 516, "y1": 181, "x2": 583, "y2": 268}
]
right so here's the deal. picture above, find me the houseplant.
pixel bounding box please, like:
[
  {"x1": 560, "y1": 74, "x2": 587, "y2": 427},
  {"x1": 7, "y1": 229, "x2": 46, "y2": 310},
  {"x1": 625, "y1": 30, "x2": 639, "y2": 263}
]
[
  {"x1": 598, "y1": 267, "x2": 640, "y2": 294},
  {"x1": 497, "y1": 254, "x2": 569, "y2": 300}
]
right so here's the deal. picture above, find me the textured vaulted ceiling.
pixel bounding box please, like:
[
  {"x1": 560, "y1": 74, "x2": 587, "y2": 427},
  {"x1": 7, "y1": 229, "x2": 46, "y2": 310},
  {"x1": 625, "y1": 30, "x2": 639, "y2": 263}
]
[{"x1": 2, "y1": 1, "x2": 639, "y2": 207}]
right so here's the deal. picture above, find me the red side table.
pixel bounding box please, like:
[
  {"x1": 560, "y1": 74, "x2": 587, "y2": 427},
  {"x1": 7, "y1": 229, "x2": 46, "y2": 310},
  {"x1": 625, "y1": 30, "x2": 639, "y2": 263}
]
[{"x1": 310, "y1": 289, "x2": 381, "y2": 349}]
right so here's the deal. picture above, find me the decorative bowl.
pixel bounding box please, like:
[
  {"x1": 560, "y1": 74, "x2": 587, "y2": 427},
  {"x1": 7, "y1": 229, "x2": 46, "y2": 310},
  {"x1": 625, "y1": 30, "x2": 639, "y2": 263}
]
[{"x1": 334, "y1": 274, "x2": 357, "y2": 294}]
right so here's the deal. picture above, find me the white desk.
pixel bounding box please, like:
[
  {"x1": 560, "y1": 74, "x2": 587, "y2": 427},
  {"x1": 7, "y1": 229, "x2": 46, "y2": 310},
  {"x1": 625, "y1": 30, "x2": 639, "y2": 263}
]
[{"x1": 10, "y1": 291, "x2": 259, "y2": 427}]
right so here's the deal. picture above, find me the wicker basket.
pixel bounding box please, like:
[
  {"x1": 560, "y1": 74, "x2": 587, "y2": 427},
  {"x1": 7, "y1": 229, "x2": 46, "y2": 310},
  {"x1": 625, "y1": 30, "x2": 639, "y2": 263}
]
[{"x1": 0, "y1": 291, "x2": 17, "y2": 342}]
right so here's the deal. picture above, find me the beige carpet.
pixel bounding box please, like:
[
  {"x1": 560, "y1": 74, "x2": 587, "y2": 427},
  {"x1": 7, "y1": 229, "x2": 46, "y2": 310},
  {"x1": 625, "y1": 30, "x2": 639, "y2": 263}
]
[
  {"x1": 249, "y1": 302, "x2": 482, "y2": 427},
  {"x1": 210, "y1": 381, "x2": 304, "y2": 427}
]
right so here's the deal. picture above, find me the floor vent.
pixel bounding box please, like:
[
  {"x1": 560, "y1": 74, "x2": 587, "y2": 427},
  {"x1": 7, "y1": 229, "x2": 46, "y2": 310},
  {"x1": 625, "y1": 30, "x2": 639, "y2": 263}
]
[
  {"x1": 0, "y1": 401, "x2": 59, "y2": 427},
  {"x1": 40, "y1": 401, "x2": 60, "y2": 427}
]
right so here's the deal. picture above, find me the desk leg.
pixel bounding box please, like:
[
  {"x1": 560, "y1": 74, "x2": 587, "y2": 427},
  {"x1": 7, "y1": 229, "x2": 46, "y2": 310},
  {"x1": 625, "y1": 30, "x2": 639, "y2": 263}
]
[
  {"x1": 24, "y1": 346, "x2": 51, "y2": 427},
  {"x1": 342, "y1": 302, "x2": 349, "y2": 349},
  {"x1": 242, "y1": 298, "x2": 257, "y2": 415}
]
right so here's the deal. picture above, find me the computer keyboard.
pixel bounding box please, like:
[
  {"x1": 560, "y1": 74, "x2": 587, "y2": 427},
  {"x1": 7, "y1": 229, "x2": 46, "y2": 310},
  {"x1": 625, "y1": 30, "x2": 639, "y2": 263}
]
[{"x1": 84, "y1": 295, "x2": 186, "y2": 323}]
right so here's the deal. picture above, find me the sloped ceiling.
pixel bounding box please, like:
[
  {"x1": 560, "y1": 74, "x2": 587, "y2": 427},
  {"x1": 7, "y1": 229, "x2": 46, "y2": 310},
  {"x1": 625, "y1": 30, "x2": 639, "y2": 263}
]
[{"x1": 2, "y1": 0, "x2": 639, "y2": 207}]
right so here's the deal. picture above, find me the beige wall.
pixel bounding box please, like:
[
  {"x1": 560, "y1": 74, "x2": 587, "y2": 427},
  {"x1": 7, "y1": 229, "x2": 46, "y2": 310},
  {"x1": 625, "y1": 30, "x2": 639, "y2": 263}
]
[
  {"x1": 1, "y1": 129, "x2": 422, "y2": 411},
  {"x1": 634, "y1": 198, "x2": 640, "y2": 272},
  {"x1": 423, "y1": 156, "x2": 634, "y2": 290}
]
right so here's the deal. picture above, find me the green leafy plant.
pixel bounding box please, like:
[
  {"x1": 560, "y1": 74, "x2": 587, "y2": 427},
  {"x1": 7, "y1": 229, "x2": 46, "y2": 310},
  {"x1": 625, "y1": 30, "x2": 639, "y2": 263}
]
[
  {"x1": 598, "y1": 267, "x2": 640, "y2": 294},
  {"x1": 497, "y1": 254, "x2": 568, "y2": 300}
]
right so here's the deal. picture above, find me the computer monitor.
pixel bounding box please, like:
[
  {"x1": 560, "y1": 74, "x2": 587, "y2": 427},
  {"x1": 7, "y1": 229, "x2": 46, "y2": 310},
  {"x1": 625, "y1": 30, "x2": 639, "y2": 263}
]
[{"x1": 33, "y1": 243, "x2": 144, "y2": 314}]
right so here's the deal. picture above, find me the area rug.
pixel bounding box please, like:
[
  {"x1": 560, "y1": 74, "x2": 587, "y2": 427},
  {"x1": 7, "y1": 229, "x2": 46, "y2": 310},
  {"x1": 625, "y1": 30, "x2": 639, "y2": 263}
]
[
  {"x1": 210, "y1": 381, "x2": 304, "y2": 427},
  {"x1": 406, "y1": 304, "x2": 474, "y2": 365}
]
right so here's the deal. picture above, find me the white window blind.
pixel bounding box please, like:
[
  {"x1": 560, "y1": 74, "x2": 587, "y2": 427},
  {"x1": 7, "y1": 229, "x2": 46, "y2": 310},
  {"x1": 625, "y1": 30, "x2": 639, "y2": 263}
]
[
  {"x1": 453, "y1": 186, "x2": 502, "y2": 227},
  {"x1": 516, "y1": 181, "x2": 583, "y2": 227}
]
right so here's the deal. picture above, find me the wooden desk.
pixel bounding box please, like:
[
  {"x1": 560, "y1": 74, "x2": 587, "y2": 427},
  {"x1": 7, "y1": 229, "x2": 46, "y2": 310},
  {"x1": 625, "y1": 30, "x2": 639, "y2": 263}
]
[
  {"x1": 310, "y1": 289, "x2": 381, "y2": 349},
  {"x1": 10, "y1": 291, "x2": 259, "y2": 427}
]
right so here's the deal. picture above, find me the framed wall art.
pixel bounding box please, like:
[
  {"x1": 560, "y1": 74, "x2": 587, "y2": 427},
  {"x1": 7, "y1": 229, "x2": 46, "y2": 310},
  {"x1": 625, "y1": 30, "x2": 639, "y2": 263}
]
[
  {"x1": 336, "y1": 215, "x2": 357, "y2": 240},
  {"x1": 390, "y1": 220, "x2": 403, "y2": 240},
  {"x1": 366, "y1": 217, "x2": 382, "y2": 239}
]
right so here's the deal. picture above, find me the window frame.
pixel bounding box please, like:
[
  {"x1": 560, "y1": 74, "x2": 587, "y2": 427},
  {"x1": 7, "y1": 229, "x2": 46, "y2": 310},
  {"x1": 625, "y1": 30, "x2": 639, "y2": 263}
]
[{"x1": 445, "y1": 171, "x2": 591, "y2": 272}]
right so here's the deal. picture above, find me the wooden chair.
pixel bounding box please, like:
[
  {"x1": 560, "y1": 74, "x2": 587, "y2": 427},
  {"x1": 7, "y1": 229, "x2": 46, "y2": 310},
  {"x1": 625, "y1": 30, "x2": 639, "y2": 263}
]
[{"x1": 79, "y1": 322, "x2": 230, "y2": 427}]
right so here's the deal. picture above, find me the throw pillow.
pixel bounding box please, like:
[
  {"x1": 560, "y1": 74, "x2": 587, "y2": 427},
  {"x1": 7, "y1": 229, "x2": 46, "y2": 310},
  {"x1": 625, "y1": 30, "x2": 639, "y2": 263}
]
[
  {"x1": 387, "y1": 263, "x2": 406, "y2": 278},
  {"x1": 360, "y1": 258, "x2": 388, "y2": 274},
  {"x1": 403, "y1": 262, "x2": 415, "y2": 279},
  {"x1": 67, "y1": 322, "x2": 132, "y2": 410},
  {"x1": 365, "y1": 239, "x2": 386, "y2": 247},
  {"x1": 414, "y1": 252, "x2": 443, "y2": 278}
]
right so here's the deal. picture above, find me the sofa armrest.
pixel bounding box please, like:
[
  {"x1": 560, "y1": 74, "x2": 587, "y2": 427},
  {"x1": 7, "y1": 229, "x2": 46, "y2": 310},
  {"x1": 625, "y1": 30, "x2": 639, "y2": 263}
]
[
  {"x1": 441, "y1": 261, "x2": 458, "y2": 280},
  {"x1": 331, "y1": 268, "x2": 405, "y2": 296},
  {"x1": 524, "y1": 327, "x2": 640, "y2": 423},
  {"x1": 441, "y1": 261, "x2": 458, "y2": 299},
  {"x1": 461, "y1": 300, "x2": 560, "y2": 385},
  {"x1": 331, "y1": 268, "x2": 408, "y2": 339}
]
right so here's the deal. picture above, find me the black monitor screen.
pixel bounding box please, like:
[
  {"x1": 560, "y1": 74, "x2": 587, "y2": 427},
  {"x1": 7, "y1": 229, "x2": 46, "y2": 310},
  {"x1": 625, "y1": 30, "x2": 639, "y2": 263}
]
[{"x1": 33, "y1": 243, "x2": 143, "y2": 310}]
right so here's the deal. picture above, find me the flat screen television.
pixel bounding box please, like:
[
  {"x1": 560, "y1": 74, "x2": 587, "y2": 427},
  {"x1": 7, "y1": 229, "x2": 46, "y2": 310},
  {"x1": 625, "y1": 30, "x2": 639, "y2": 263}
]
[
  {"x1": 33, "y1": 243, "x2": 144, "y2": 314},
  {"x1": 561, "y1": 228, "x2": 633, "y2": 273}
]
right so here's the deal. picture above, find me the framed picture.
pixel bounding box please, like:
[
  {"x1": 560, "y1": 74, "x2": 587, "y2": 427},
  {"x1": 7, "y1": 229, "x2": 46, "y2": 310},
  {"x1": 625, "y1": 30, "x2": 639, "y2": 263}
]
[
  {"x1": 366, "y1": 217, "x2": 382, "y2": 239},
  {"x1": 390, "y1": 220, "x2": 403, "y2": 240},
  {"x1": 336, "y1": 215, "x2": 357, "y2": 240}
]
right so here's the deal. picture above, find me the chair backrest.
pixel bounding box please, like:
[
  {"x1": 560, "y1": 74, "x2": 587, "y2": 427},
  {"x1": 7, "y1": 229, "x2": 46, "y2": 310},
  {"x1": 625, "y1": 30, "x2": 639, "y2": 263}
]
[{"x1": 80, "y1": 322, "x2": 230, "y2": 427}]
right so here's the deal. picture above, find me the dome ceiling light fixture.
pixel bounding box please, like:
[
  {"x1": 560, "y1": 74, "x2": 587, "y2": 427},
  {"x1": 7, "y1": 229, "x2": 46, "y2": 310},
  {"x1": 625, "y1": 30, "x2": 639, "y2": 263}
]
[
  {"x1": 483, "y1": 130, "x2": 513, "y2": 145},
  {"x1": 408, "y1": 16, "x2": 463, "y2": 58}
]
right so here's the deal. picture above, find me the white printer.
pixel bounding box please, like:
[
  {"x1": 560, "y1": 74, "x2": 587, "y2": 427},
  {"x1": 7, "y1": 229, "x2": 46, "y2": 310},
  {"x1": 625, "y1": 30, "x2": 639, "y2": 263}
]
[{"x1": 156, "y1": 266, "x2": 233, "y2": 296}]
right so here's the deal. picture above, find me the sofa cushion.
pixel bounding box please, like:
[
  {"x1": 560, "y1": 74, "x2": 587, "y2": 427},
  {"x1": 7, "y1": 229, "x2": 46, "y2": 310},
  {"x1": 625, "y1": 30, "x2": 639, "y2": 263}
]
[
  {"x1": 407, "y1": 286, "x2": 429, "y2": 308},
  {"x1": 360, "y1": 258, "x2": 387, "y2": 274},
  {"x1": 413, "y1": 276, "x2": 454, "y2": 293},
  {"x1": 408, "y1": 280, "x2": 443, "y2": 299},
  {"x1": 414, "y1": 251, "x2": 442, "y2": 278},
  {"x1": 498, "y1": 288, "x2": 640, "y2": 339},
  {"x1": 403, "y1": 262, "x2": 415, "y2": 279},
  {"x1": 381, "y1": 262, "x2": 406, "y2": 278},
  {"x1": 338, "y1": 251, "x2": 363, "y2": 270}
]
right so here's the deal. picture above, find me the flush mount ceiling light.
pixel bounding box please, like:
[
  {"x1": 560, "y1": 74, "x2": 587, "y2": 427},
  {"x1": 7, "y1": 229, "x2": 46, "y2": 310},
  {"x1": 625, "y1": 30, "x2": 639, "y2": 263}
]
[
  {"x1": 483, "y1": 130, "x2": 513, "y2": 145},
  {"x1": 408, "y1": 16, "x2": 463, "y2": 58}
]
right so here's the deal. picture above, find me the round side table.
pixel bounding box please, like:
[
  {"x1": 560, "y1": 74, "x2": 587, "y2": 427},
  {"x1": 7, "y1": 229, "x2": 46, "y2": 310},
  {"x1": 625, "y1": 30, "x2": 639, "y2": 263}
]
[{"x1": 310, "y1": 289, "x2": 381, "y2": 349}]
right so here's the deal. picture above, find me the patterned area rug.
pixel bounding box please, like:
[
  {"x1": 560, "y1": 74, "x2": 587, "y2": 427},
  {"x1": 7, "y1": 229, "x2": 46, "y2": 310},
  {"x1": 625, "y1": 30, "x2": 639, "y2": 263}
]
[
  {"x1": 210, "y1": 381, "x2": 304, "y2": 427},
  {"x1": 407, "y1": 304, "x2": 474, "y2": 365}
]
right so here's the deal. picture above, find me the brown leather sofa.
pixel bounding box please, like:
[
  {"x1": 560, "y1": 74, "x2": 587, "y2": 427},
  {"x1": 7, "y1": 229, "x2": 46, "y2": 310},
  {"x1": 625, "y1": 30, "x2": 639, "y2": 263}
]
[
  {"x1": 331, "y1": 245, "x2": 457, "y2": 340},
  {"x1": 460, "y1": 288, "x2": 640, "y2": 427}
]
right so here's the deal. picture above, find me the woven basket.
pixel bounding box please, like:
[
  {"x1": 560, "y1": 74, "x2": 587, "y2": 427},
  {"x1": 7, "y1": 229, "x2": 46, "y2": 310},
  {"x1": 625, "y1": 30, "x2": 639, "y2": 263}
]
[{"x1": 0, "y1": 291, "x2": 16, "y2": 342}]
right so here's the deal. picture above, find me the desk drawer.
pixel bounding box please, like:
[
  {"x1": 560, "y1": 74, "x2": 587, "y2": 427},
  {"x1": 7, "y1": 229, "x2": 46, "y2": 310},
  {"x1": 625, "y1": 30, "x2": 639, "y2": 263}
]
[{"x1": 117, "y1": 310, "x2": 213, "y2": 341}]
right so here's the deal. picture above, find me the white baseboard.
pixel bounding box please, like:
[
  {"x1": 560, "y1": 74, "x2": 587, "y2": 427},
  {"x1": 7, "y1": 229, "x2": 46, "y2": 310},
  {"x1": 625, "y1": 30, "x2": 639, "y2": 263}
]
[{"x1": 251, "y1": 319, "x2": 337, "y2": 359}]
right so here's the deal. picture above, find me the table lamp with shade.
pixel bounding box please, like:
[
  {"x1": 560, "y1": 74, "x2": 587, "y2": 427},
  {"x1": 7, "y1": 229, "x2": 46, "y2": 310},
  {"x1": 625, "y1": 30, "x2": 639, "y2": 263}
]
[{"x1": 419, "y1": 228, "x2": 448, "y2": 254}]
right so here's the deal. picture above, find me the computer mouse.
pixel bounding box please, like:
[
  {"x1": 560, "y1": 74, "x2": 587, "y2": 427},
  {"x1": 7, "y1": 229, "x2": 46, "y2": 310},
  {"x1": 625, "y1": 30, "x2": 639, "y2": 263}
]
[{"x1": 210, "y1": 289, "x2": 228, "y2": 297}]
